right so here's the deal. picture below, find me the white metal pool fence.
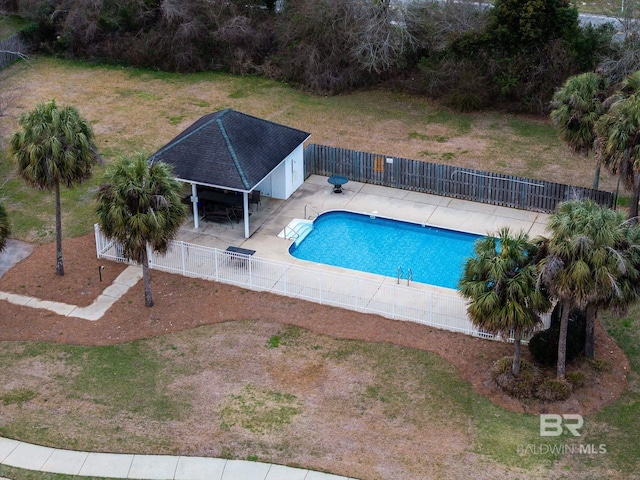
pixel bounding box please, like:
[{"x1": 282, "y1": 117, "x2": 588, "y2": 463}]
[{"x1": 94, "y1": 225, "x2": 549, "y2": 340}]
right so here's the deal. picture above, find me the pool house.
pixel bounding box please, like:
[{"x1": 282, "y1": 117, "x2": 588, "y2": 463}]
[{"x1": 148, "y1": 108, "x2": 310, "y2": 238}]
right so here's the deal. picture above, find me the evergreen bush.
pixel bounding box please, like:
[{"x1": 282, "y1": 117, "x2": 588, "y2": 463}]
[{"x1": 528, "y1": 305, "x2": 586, "y2": 367}]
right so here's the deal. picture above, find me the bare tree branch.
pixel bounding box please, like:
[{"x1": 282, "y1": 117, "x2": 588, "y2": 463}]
[
  {"x1": 351, "y1": 0, "x2": 416, "y2": 73},
  {"x1": 0, "y1": 33, "x2": 29, "y2": 67}
]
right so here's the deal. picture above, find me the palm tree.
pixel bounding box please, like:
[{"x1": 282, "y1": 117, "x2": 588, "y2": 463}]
[
  {"x1": 597, "y1": 216, "x2": 640, "y2": 334},
  {"x1": 459, "y1": 227, "x2": 551, "y2": 375},
  {"x1": 538, "y1": 200, "x2": 635, "y2": 377},
  {"x1": 594, "y1": 71, "x2": 640, "y2": 220},
  {"x1": 550, "y1": 72, "x2": 607, "y2": 189},
  {"x1": 0, "y1": 202, "x2": 10, "y2": 252},
  {"x1": 576, "y1": 203, "x2": 636, "y2": 358},
  {"x1": 9, "y1": 99, "x2": 98, "y2": 276},
  {"x1": 95, "y1": 154, "x2": 187, "y2": 307}
]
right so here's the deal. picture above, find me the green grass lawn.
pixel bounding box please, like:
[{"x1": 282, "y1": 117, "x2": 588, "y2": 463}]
[
  {"x1": 595, "y1": 305, "x2": 640, "y2": 474},
  {"x1": 0, "y1": 149, "x2": 106, "y2": 242},
  {"x1": 0, "y1": 319, "x2": 637, "y2": 479}
]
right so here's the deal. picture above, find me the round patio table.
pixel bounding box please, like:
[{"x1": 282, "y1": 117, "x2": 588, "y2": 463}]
[{"x1": 328, "y1": 175, "x2": 349, "y2": 193}]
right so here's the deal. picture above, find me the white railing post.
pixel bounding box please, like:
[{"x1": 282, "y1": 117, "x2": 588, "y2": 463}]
[
  {"x1": 94, "y1": 224, "x2": 101, "y2": 258},
  {"x1": 180, "y1": 242, "x2": 186, "y2": 275},
  {"x1": 214, "y1": 248, "x2": 219, "y2": 282},
  {"x1": 283, "y1": 264, "x2": 288, "y2": 294},
  {"x1": 392, "y1": 284, "x2": 395, "y2": 319},
  {"x1": 429, "y1": 291, "x2": 433, "y2": 326},
  {"x1": 355, "y1": 276, "x2": 358, "y2": 311}
]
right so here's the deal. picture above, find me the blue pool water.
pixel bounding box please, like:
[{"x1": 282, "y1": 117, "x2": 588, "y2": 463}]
[{"x1": 289, "y1": 211, "x2": 481, "y2": 289}]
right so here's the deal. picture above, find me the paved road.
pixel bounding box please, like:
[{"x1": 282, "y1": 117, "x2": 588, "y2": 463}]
[
  {"x1": 581, "y1": 13, "x2": 614, "y2": 26},
  {"x1": 579, "y1": 12, "x2": 640, "y2": 44},
  {"x1": 579, "y1": 12, "x2": 623, "y2": 27}
]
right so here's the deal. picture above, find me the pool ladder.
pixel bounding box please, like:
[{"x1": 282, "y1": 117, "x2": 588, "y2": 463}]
[
  {"x1": 304, "y1": 204, "x2": 320, "y2": 220},
  {"x1": 397, "y1": 267, "x2": 413, "y2": 286},
  {"x1": 283, "y1": 225, "x2": 301, "y2": 240}
]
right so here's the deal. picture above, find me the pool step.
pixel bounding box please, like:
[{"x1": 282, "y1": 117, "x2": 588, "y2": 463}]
[
  {"x1": 278, "y1": 219, "x2": 314, "y2": 245},
  {"x1": 293, "y1": 222, "x2": 314, "y2": 246}
]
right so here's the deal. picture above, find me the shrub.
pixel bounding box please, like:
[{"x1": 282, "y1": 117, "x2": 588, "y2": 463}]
[
  {"x1": 411, "y1": 55, "x2": 495, "y2": 112},
  {"x1": 528, "y1": 305, "x2": 586, "y2": 367},
  {"x1": 444, "y1": 89, "x2": 486, "y2": 112},
  {"x1": 588, "y1": 358, "x2": 612, "y2": 373},
  {"x1": 565, "y1": 371, "x2": 586, "y2": 389},
  {"x1": 492, "y1": 356, "x2": 513, "y2": 375},
  {"x1": 492, "y1": 356, "x2": 543, "y2": 399},
  {"x1": 535, "y1": 378, "x2": 572, "y2": 402}
]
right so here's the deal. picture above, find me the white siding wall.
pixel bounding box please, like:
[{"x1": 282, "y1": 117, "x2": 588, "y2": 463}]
[
  {"x1": 289, "y1": 143, "x2": 305, "y2": 195},
  {"x1": 262, "y1": 143, "x2": 305, "y2": 200}
]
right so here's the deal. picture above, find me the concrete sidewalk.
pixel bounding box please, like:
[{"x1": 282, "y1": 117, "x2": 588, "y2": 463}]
[
  {"x1": 0, "y1": 437, "x2": 355, "y2": 480},
  {"x1": 0, "y1": 266, "x2": 142, "y2": 321}
]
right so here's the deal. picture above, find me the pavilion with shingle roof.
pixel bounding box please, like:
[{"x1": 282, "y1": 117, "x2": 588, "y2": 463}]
[{"x1": 149, "y1": 109, "x2": 310, "y2": 238}]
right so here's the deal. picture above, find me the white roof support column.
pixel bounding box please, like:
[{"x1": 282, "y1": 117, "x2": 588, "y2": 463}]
[
  {"x1": 243, "y1": 192, "x2": 250, "y2": 238},
  {"x1": 191, "y1": 183, "x2": 200, "y2": 229}
]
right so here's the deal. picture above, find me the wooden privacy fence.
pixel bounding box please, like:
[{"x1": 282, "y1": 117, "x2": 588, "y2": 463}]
[
  {"x1": 0, "y1": 34, "x2": 25, "y2": 70},
  {"x1": 304, "y1": 144, "x2": 613, "y2": 213}
]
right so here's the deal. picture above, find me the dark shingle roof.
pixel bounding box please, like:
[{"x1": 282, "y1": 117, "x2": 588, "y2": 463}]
[{"x1": 149, "y1": 109, "x2": 310, "y2": 191}]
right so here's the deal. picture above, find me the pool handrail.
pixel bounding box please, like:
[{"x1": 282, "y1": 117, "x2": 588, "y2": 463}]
[
  {"x1": 283, "y1": 225, "x2": 300, "y2": 240},
  {"x1": 304, "y1": 204, "x2": 320, "y2": 220}
]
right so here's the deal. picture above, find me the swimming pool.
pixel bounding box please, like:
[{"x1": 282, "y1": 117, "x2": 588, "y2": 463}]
[{"x1": 289, "y1": 211, "x2": 482, "y2": 289}]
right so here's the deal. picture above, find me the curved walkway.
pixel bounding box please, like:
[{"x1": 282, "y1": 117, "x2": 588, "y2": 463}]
[
  {"x1": 0, "y1": 437, "x2": 354, "y2": 480},
  {"x1": 0, "y1": 265, "x2": 143, "y2": 321}
]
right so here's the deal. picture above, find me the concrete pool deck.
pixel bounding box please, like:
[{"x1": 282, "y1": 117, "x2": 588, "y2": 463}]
[{"x1": 177, "y1": 174, "x2": 550, "y2": 265}]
